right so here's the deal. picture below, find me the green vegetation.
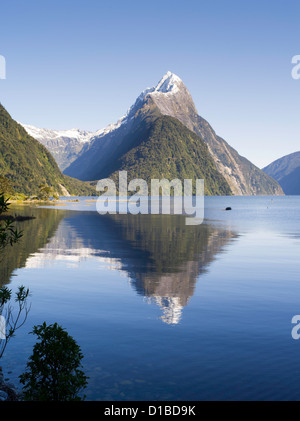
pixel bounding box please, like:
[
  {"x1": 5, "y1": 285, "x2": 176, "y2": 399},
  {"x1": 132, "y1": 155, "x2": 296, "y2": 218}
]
[
  {"x1": 233, "y1": 152, "x2": 284, "y2": 195},
  {"x1": 0, "y1": 194, "x2": 31, "y2": 364},
  {"x1": 107, "y1": 115, "x2": 232, "y2": 196},
  {"x1": 0, "y1": 197, "x2": 87, "y2": 401},
  {"x1": 0, "y1": 206, "x2": 66, "y2": 288},
  {"x1": 0, "y1": 175, "x2": 15, "y2": 196},
  {"x1": 0, "y1": 285, "x2": 31, "y2": 360},
  {"x1": 0, "y1": 103, "x2": 95, "y2": 196},
  {"x1": 38, "y1": 184, "x2": 59, "y2": 200},
  {"x1": 65, "y1": 98, "x2": 232, "y2": 196},
  {"x1": 0, "y1": 194, "x2": 23, "y2": 251},
  {"x1": 19, "y1": 322, "x2": 88, "y2": 401}
]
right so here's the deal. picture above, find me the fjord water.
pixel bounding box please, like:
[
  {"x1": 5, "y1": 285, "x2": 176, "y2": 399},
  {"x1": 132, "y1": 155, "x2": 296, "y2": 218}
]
[{"x1": 1, "y1": 196, "x2": 300, "y2": 401}]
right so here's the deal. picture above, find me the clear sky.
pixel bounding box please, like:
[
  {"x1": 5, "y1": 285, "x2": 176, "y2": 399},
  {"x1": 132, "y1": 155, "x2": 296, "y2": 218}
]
[{"x1": 0, "y1": 0, "x2": 299, "y2": 168}]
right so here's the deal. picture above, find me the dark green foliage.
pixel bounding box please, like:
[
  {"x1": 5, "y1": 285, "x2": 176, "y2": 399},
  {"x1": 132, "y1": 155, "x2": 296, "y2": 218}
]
[
  {"x1": 0, "y1": 194, "x2": 10, "y2": 215},
  {"x1": 0, "y1": 193, "x2": 23, "y2": 250},
  {"x1": 0, "y1": 285, "x2": 31, "y2": 359},
  {"x1": 0, "y1": 207, "x2": 66, "y2": 288},
  {"x1": 0, "y1": 103, "x2": 95, "y2": 196},
  {"x1": 0, "y1": 194, "x2": 29, "y2": 361},
  {"x1": 65, "y1": 98, "x2": 231, "y2": 196},
  {"x1": 108, "y1": 116, "x2": 232, "y2": 196},
  {"x1": 38, "y1": 184, "x2": 59, "y2": 200},
  {"x1": 0, "y1": 175, "x2": 14, "y2": 195},
  {"x1": 19, "y1": 322, "x2": 88, "y2": 401},
  {"x1": 0, "y1": 216, "x2": 23, "y2": 250}
]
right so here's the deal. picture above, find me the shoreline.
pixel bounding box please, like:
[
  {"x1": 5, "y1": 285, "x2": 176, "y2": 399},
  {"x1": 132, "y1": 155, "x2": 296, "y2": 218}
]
[{"x1": 0, "y1": 368, "x2": 20, "y2": 401}]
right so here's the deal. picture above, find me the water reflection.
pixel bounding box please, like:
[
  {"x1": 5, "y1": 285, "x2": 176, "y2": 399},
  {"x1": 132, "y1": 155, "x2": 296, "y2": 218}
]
[
  {"x1": 0, "y1": 206, "x2": 68, "y2": 288},
  {"x1": 14, "y1": 211, "x2": 237, "y2": 324}
]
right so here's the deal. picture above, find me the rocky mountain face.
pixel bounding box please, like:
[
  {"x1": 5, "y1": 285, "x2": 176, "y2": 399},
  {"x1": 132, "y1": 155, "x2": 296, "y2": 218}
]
[
  {"x1": 105, "y1": 113, "x2": 232, "y2": 196},
  {"x1": 62, "y1": 94, "x2": 232, "y2": 195},
  {"x1": 63, "y1": 88, "x2": 159, "y2": 181},
  {"x1": 23, "y1": 72, "x2": 284, "y2": 196},
  {"x1": 145, "y1": 72, "x2": 283, "y2": 195},
  {"x1": 263, "y1": 151, "x2": 300, "y2": 195},
  {"x1": 63, "y1": 72, "x2": 283, "y2": 195},
  {"x1": 21, "y1": 125, "x2": 97, "y2": 171}
]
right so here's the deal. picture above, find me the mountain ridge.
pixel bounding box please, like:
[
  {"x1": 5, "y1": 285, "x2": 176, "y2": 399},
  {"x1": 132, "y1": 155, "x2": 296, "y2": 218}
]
[
  {"x1": 66, "y1": 94, "x2": 232, "y2": 195},
  {"x1": 143, "y1": 72, "x2": 283, "y2": 195},
  {"x1": 64, "y1": 71, "x2": 283, "y2": 196},
  {"x1": 0, "y1": 103, "x2": 95, "y2": 196},
  {"x1": 20, "y1": 124, "x2": 98, "y2": 171},
  {"x1": 20, "y1": 71, "x2": 284, "y2": 196},
  {"x1": 263, "y1": 151, "x2": 300, "y2": 195}
]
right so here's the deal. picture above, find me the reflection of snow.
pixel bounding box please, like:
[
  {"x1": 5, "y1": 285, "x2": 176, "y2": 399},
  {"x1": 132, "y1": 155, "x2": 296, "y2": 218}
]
[
  {"x1": 0, "y1": 316, "x2": 6, "y2": 340},
  {"x1": 25, "y1": 247, "x2": 123, "y2": 271},
  {"x1": 154, "y1": 296, "x2": 183, "y2": 325}
]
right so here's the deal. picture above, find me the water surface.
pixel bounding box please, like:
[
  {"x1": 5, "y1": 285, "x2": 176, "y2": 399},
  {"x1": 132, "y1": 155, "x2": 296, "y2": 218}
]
[{"x1": 1, "y1": 196, "x2": 300, "y2": 401}]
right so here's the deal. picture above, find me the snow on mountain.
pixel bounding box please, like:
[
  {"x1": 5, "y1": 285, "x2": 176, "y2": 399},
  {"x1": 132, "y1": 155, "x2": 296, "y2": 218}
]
[
  {"x1": 20, "y1": 71, "x2": 182, "y2": 171},
  {"x1": 134, "y1": 71, "x2": 182, "y2": 103},
  {"x1": 63, "y1": 71, "x2": 284, "y2": 195},
  {"x1": 22, "y1": 124, "x2": 97, "y2": 144},
  {"x1": 20, "y1": 124, "x2": 102, "y2": 171},
  {"x1": 94, "y1": 71, "x2": 183, "y2": 133},
  {"x1": 153, "y1": 70, "x2": 182, "y2": 94}
]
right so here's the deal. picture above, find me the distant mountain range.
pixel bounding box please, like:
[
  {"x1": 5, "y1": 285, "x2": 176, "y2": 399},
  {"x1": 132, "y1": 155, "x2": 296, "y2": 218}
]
[
  {"x1": 0, "y1": 103, "x2": 95, "y2": 196},
  {"x1": 20, "y1": 125, "x2": 98, "y2": 171},
  {"x1": 263, "y1": 151, "x2": 300, "y2": 195},
  {"x1": 22, "y1": 71, "x2": 283, "y2": 196}
]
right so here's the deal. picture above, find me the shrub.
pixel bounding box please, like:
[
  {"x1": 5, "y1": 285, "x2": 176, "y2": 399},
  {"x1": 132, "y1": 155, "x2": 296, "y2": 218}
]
[{"x1": 19, "y1": 322, "x2": 88, "y2": 401}]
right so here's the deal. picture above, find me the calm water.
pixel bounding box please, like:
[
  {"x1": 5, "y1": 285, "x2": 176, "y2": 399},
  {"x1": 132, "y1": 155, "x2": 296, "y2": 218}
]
[{"x1": 1, "y1": 195, "x2": 300, "y2": 401}]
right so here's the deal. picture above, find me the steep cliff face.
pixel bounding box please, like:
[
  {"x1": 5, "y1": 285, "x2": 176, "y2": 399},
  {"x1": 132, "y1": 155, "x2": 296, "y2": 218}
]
[
  {"x1": 147, "y1": 72, "x2": 283, "y2": 196},
  {"x1": 65, "y1": 71, "x2": 283, "y2": 195},
  {"x1": 23, "y1": 71, "x2": 284, "y2": 196},
  {"x1": 63, "y1": 87, "x2": 232, "y2": 196},
  {"x1": 104, "y1": 111, "x2": 232, "y2": 196}
]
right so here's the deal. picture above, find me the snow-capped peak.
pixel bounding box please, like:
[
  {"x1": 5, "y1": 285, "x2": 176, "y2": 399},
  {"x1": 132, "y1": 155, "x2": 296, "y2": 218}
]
[
  {"x1": 154, "y1": 71, "x2": 182, "y2": 94},
  {"x1": 21, "y1": 71, "x2": 185, "y2": 159},
  {"x1": 117, "y1": 71, "x2": 183, "y2": 121}
]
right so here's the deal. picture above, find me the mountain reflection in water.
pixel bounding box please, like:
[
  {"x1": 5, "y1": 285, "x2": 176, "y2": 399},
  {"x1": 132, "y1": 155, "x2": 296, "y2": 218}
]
[{"x1": 5, "y1": 211, "x2": 237, "y2": 324}]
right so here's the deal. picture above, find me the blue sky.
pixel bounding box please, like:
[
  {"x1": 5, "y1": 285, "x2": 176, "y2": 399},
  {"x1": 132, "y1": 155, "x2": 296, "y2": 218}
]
[{"x1": 0, "y1": 0, "x2": 299, "y2": 168}]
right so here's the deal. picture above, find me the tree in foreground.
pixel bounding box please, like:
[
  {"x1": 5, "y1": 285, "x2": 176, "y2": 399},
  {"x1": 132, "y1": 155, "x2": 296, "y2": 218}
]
[
  {"x1": 0, "y1": 192, "x2": 28, "y2": 361},
  {"x1": 0, "y1": 193, "x2": 23, "y2": 250},
  {"x1": 19, "y1": 322, "x2": 88, "y2": 401},
  {"x1": 0, "y1": 286, "x2": 31, "y2": 360}
]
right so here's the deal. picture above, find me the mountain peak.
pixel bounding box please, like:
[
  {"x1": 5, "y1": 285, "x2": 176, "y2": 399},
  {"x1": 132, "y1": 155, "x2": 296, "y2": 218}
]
[{"x1": 154, "y1": 71, "x2": 182, "y2": 94}]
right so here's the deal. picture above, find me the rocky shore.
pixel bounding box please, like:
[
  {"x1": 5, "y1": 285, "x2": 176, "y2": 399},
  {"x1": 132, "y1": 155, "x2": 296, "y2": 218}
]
[{"x1": 0, "y1": 368, "x2": 20, "y2": 401}]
